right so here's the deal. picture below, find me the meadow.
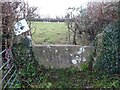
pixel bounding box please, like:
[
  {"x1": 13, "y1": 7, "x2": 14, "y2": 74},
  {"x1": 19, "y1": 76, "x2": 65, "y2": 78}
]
[{"x1": 32, "y1": 21, "x2": 71, "y2": 45}]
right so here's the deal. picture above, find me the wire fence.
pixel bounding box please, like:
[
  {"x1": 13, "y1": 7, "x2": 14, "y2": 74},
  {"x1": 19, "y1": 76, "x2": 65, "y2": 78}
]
[{"x1": 0, "y1": 48, "x2": 18, "y2": 89}]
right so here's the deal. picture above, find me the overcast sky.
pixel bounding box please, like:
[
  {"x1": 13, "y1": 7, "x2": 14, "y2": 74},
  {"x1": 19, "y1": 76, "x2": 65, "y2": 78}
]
[{"x1": 24, "y1": 0, "x2": 89, "y2": 18}]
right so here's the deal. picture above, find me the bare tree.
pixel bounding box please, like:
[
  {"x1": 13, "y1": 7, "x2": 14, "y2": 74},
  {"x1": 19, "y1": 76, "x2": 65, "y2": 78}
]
[
  {"x1": 65, "y1": 7, "x2": 77, "y2": 45},
  {"x1": 65, "y1": 2, "x2": 118, "y2": 45}
]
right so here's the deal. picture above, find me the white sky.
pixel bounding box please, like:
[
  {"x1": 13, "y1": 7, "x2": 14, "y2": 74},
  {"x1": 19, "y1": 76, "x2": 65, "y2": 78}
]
[{"x1": 24, "y1": 0, "x2": 89, "y2": 18}]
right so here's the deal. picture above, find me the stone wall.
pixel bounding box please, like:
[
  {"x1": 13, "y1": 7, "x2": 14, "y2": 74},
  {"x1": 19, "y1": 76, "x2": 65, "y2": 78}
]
[{"x1": 33, "y1": 45, "x2": 93, "y2": 68}]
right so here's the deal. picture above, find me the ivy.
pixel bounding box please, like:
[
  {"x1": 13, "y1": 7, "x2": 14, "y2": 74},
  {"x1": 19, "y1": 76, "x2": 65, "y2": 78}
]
[
  {"x1": 12, "y1": 42, "x2": 42, "y2": 88},
  {"x1": 94, "y1": 21, "x2": 119, "y2": 74}
]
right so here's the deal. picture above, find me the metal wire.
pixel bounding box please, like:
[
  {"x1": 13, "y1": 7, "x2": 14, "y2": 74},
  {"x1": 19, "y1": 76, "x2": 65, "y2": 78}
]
[
  {"x1": 0, "y1": 59, "x2": 11, "y2": 70},
  {"x1": 0, "y1": 49, "x2": 6, "y2": 55},
  {"x1": 9, "y1": 73, "x2": 18, "y2": 88},
  {"x1": 3, "y1": 70, "x2": 17, "y2": 89},
  {"x1": 0, "y1": 65, "x2": 14, "y2": 84}
]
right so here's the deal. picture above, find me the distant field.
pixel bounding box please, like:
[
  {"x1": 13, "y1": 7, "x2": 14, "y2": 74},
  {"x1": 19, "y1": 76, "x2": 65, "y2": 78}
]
[{"x1": 32, "y1": 21, "x2": 70, "y2": 45}]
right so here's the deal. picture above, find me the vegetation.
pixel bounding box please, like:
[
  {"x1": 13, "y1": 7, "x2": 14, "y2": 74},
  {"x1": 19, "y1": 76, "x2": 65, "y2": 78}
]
[
  {"x1": 15, "y1": 66, "x2": 120, "y2": 88},
  {"x1": 12, "y1": 1, "x2": 120, "y2": 89},
  {"x1": 65, "y1": 2, "x2": 118, "y2": 45},
  {"x1": 94, "y1": 21, "x2": 119, "y2": 74},
  {"x1": 12, "y1": 41, "x2": 120, "y2": 88},
  {"x1": 32, "y1": 21, "x2": 70, "y2": 44},
  {"x1": 2, "y1": 0, "x2": 120, "y2": 89}
]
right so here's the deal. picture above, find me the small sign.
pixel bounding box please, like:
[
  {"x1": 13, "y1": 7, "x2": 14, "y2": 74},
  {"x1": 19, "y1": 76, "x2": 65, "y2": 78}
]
[{"x1": 14, "y1": 19, "x2": 29, "y2": 35}]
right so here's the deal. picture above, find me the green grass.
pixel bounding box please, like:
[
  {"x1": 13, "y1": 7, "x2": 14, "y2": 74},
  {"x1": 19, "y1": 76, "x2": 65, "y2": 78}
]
[{"x1": 32, "y1": 21, "x2": 69, "y2": 44}]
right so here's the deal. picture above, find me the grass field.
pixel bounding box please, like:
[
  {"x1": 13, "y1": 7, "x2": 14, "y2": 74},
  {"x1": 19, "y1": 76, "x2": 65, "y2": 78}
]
[{"x1": 32, "y1": 21, "x2": 70, "y2": 45}]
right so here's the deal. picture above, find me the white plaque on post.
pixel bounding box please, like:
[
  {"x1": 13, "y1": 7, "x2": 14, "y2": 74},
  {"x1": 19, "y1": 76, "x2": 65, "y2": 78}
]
[{"x1": 14, "y1": 19, "x2": 29, "y2": 35}]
